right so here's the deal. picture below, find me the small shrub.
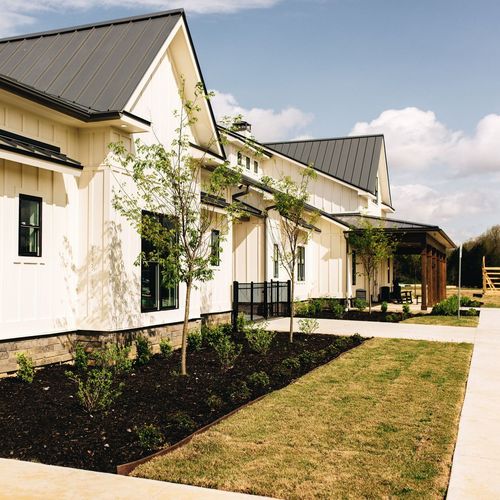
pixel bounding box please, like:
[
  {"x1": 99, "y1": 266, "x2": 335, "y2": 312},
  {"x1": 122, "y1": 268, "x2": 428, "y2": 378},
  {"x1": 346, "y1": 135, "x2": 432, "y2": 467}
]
[
  {"x1": 228, "y1": 380, "x2": 251, "y2": 404},
  {"x1": 206, "y1": 393, "x2": 224, "y2": 412},
  {"x1": 187, "y1": 330, "x2": 203, "y2": 352},
  {"x1": 159, "y1": 338, "x2": 173, "y2": 358},
  {"x1": 236, "y1": 313, "x2": 250, "y2": 333},
  {"x1": 350, "y1": 333, "x2": 364, "y2": 345},
  {"x1": 66, "y1": 368, "x2": 123, "y2": 413},
  {"x1": 166, "y1": 411, "x2": 197, "y2": 434},
  {"x1": 136, "y1": 424, "x2": 164, "y2": 450},
  {"x1": 135, "y1": 336, "x2": 153, "y2": 366},
  {"x1": 16, "y1": 353, "x2": 35, "y2": 383},
  {"x1": 324, "y1": 344, "x2": 341, "y2": 358},
  {"x1": 73, "y1": 344, "x2": 89, "y2": 373},
  {"x1": 432, "y1": 295, "x2": 480, "y2": 316},
  {"x1": 402, "y1": 304, "x2": 411, "y2": 318},
  {"x1": 309, "y1": 298, "x2": 322, "y2": 316},
  {"x1": 245, "y1": 325, "x2": 275, "y2": 355},
  {"x1": 380, "y1": 301, "x2": 388, "y2": 313},
  {"x1": 354, "y1": 298, "x2": 368, "y2": 311},
  {"x1": 385, "y1": 313, "x2": 400, "y2": 323},
  {"x1": 201, "y1": 325, "x2": 228, "y2": 348},
  {"x1": 213, "y1": 335, "x2": 242, "y2": 372},
  {"x1": 247, "y1": 371, "x2": 270, "y2": 392},
  {"x1": 297, "y1": 350, "x2": 317, "y2": 370},
  {"x1": 294, "y1": 301, "x2": 310, "y2": 317},
  {"x1": 298, "y1": 317, "x2": 319, "y2": 335},
  {"x1": 282, "y1": 356, "x2": 301, "y2": 373},
  {"x1": 329, "y1": 299, "x2": 344, "y2": 319},
  {"x1": 93, "y1": 344, "x2": 132, "y2": 375}
]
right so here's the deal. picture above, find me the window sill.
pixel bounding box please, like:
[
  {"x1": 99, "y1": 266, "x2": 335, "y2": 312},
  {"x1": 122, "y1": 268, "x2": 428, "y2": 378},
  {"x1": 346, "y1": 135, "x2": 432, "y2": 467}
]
[{"x1": 13, "y1": 257, "x2": 46, "y2": 265}]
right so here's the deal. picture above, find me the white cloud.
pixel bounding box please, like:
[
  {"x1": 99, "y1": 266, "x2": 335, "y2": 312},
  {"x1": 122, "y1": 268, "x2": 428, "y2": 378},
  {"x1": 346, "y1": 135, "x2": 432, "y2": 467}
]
[
  {"x1": 351, "y1": 107, "x2": 500, "y2": 175},
  {"x1": 211, "y1": 91, "x2": 314, "y2": 142},
  {"x1": 0, "y1": 0, "x2": 283, "y2": 36}
]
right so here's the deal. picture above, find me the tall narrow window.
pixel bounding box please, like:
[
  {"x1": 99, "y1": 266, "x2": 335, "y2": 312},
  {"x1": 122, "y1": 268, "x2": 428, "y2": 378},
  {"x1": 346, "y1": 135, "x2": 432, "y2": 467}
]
[
  {"x1": 297, "y1": 246, "x2": 305, "y2": 281},
  {"x1": 210, "y1": 229, "x2": 220, "y2": 266},
  {"x1": 19, "y1": 195, "x2": 42, "y2": 257},
  {"x1": 254, "y1": 160, "x2": 259, "y2": 173},
  {"x1": 387, "y1": 258, "x2": 391, "y2": 283},
  {"x1": 237, "y1": 152, "x2": 242, "y2": 166},
  {"x1": 273, "y1": 244, "x2": 279, "y2": 278},
  {"x1": 352, "y1": 251, "x2": 357, "y2": 286},
  {"x1": 141, "y1": 211, "x2": 178, "y2": 312},
  {"x1": 245, "y1": 156, "x2": 250, "y2": 170}
]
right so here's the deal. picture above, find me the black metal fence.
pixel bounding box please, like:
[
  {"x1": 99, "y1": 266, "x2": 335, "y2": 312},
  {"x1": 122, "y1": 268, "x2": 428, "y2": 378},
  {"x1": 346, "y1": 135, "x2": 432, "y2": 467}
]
[{"x1": 232, "y1": 280, "x2": 291, "y2": 326}]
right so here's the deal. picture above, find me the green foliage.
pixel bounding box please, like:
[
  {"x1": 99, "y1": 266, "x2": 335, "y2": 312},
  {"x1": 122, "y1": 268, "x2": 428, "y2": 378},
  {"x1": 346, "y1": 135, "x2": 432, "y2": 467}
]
[
  {"x1": 298, "y1": 317, "x2": 319, "y2": 335},
  {"x1": 297, "y1": 350, "x2": 317, "y2": 370},
  {"x1": 206, "y1": 393, "x2": 224, "y2": 412},
  {"x1": 236, "y1": 313, "x2": 250, "y2": 334},
  {"x1": 354, "y1": 298, "x2": 368, "y2": 311},
  {"x1": 402, "y1": 304, "x2": 411, "y2": 318},
  {"x1": 348, "y1": 220, "x2": 397, "y2": 313},
  {"x1": 159, "y1": 338, "x2": 173, "y2": 358},
  {"x1": 381, "y1": 301, "x2": 388, "y2": 313},
  {"x1": 294, "y1": 301, "x2": 311, "y2": 316},
  {"x1": 247, "y1": 371, "x2": 270, "y2": 392},
  {"x1": 329, "y1": 299, "x2": 344, "y2": 319},
  {"x1": 385, "y1": 313, "x2": 400, "y2": 323},
  {"x1": 66, "y1": 368, "x2": 123, "y2": 413},
  {"x1": 350, "y1": 333, "x2": 364, "y2": 345},
  {"x1": 245, "y1": 325, "x2": 275, "y2": 355},
  {"x1": 308, "y1": 298, "x2": 322, "y2": 316},
  {"x1": 281, "y1": 356, "x2": 301, "y2": 374},
  {"x1": 73, "y1": 344, "x2": 89, "y2": 373},
  {"x1": 135, "y1": 336, "x2": 153, "y2": 366},
  {"x1": 201, "y1": 324, "x2": 229, "y2": 348},
  {"x1": 432, "y1": 295, "x2": 480, "y2": 316},
  {"x1": 213, "y1": 335, "x2": 242, "y2": 372},
  {"x1": 187, "y1": 330, "x2": 203, "y2": 352},
  {"x1": 166, "y1": 411, "x2": 196, "y2": 435},
  {"x1": 93, "y1": 344, "x2": 132, "y2": 375},
  {"x1": 228, "y1": 380, "x2": 251, "y2": 404},
  {"x1": 16, "y1": 353, "x2": 35, "y2": 383},
  {"x1": 136, "y1": 424, "x2": 165, "y2": 450}
]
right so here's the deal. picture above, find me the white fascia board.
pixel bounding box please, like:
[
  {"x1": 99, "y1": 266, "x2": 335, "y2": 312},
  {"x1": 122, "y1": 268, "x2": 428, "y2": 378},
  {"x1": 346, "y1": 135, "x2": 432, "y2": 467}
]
[
  {"x1": 0, "y1": 149, "x2": 82, "y2": 177},
  {"x1": 319, "y1": 213, "x2": 350, "y2": 230}
]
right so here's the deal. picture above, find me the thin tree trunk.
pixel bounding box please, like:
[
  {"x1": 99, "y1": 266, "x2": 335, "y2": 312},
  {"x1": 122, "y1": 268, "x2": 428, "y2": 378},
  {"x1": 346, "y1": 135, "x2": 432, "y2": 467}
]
[
  {"x1": 368, "y1": 275, "x2": 372, "y2": 314},
  {"x1": 181, "y1": 280, "x2": 192, "y2": 376},
  {"x1": 289, "y1": 274, "x2": 295, "y2": 343}
]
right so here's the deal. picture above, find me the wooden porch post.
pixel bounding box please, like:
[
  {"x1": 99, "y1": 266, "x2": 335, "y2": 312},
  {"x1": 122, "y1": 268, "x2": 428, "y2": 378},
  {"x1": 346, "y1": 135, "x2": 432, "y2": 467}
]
[
  {"x1": 441, "y1": 253, "x2": 447, "y2": 301},
  {"x1": 427, "y1": 246, "x2": 434, "y2": 307},
  {"x1": 421, "y1": 246, "x2": 428, "y2": 310},
  {"x1": 433, "y1": 248, "x2": 438, "y2": 304}
]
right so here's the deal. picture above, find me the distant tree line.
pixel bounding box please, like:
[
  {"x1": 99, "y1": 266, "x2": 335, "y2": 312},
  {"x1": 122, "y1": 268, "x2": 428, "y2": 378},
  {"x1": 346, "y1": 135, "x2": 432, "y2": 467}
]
[{"x1": 448, "y1": 225, "x2": 500, "y2": 288}]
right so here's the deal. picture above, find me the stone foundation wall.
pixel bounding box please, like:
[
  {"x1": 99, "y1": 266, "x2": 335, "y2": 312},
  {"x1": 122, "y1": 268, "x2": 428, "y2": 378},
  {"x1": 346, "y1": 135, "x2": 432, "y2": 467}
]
[
  {"x1": 201, "y1": 310, "x2": 233, "y2": 327},
  {"x1": 0, "y1": 318, "x2": 202, "y2": 376}
]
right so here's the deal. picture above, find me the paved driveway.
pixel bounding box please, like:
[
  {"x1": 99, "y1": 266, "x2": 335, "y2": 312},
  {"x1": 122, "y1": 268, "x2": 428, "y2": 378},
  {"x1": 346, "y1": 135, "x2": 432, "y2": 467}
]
[{"x1": 266, "y1": 317, "x2": 476, "y2": 343}]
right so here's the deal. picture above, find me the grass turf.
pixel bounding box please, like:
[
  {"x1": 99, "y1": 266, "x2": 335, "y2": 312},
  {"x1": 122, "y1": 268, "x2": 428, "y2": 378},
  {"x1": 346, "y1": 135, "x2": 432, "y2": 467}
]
[
  {"x1": 132, "y1": 338, "x2": 472, "y2": 499},
  {"x1": 402, "y1": 315, "x2": 479, "y2": 328}
]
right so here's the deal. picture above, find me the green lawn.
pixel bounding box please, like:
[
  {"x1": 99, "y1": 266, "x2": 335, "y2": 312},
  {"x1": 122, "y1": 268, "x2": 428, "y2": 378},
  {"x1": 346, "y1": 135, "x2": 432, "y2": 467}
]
[
  {"x1": 402, "y1": 315, "x2": 479, "y2": 328},
  {"x1": 133, "y1": 338, "x2": 472, "y2": 499}
]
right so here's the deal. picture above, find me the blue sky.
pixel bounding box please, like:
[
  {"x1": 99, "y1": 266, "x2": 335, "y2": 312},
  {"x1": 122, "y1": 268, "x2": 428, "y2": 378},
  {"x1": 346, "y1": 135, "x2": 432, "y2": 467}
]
[{"x1": 1, "y1": 0, "x2": 499, "y2": 243}]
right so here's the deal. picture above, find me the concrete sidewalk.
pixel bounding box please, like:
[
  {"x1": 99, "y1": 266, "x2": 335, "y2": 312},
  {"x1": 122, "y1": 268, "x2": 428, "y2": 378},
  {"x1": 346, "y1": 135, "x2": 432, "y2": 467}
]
[
  {"x1": 0, "y1": 458, "x2": 268, "y2": 500},
  {"x1": 447, "y1": 308, "x2": 500, "y2": 499},
  {"x1": 266, "y1": 317, "x2": 476, "y2": 343}
]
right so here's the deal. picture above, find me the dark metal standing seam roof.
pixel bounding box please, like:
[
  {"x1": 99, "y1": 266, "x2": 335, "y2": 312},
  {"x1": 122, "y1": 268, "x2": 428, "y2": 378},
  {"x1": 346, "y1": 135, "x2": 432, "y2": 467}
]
[
  {"x1": 0, "y1": 10, "x2": 182, "y2": 115},
  {"x1": 0, "y1": 128, "x2": 82, "y2": 169},
  {"x1": 265, "y1": 135, "x2": 384, "y2": 195}
]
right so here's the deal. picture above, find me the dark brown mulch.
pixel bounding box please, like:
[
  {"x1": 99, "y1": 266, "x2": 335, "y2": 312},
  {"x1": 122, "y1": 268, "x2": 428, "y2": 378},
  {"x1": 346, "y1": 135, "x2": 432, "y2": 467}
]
[
  {"x1": 0, "y1": 332, "x2": 363, "y2": 473},
  {"x1": 297, "y1": 310, "x2": 424, "y2": 322}
]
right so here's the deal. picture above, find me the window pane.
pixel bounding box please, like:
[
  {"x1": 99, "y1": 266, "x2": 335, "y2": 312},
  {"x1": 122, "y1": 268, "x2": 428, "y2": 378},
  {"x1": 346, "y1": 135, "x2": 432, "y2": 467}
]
[
  {"x1": 160, "y1": 277, "x2": 178, "y2": 309},
  {"x1": 245, "y1": 156, "x2": 250, "y2": 170},
  {"x1": 254, "y1": 160, "x2": 258, "y2": 173},
  {"x1": 273, "y1": 244, "x2": 279, "y2": 278},
  {"x1": 20, "y1": 198, "x2": 40, "y2": 226},
  {"x1": 210, "y1": 230, "x2": 220, "y2": 266},
  {"x1": 141, "y1": 262, "x2": 157, "y2": 310},
  {"x1": 19, "y1": 226, "x2": 39, "y2": 255}
]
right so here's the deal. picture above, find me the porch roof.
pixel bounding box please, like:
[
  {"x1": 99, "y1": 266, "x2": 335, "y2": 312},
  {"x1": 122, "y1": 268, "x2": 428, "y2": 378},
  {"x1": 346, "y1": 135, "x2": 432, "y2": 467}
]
[{"x1": 0, "y1": 128, "x2": 82, "y2": 175}]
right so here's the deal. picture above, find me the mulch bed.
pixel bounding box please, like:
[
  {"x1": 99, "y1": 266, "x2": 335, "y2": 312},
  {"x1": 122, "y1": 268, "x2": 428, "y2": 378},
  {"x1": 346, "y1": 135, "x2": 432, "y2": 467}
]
[
  {"x1": 0, "y1": 332, "x2": 363, "y2": 473},
  {"x1": 297, "y1": 310, "x2": 422, "y2": 322}
]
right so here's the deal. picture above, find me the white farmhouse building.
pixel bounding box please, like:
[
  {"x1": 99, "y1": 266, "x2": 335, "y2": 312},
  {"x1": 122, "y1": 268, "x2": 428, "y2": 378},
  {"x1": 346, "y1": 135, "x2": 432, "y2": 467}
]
[{"x1": 0, "y1": 10, "x2": 454, "y2": 374}]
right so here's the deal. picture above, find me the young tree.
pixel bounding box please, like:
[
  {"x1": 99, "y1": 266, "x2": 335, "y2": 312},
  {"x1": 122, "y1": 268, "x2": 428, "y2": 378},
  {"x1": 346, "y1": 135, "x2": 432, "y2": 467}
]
[
  {"x1": 111, "y1": 82, "x2": 241, "y2": 375},
  {"x1": 262, "y1": 168, "x2": 318, "y2": 343},
  {"x1": 348, "y1": 220, "x2": 397, "y2": 313}
]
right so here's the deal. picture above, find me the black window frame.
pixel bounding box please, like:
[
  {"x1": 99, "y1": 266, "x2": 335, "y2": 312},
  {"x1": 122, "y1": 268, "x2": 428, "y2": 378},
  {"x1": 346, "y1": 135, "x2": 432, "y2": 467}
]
[
  {"x1": 273, "y1": 243, "x2": 279, "y2": 279},
  {"x1": 140, "y1": 210, "x2": 179, "y2": 313},
  {"x1": 245, "y1": 156, "x2": 250, "y2": 170},
  {"x1": 210, "y1": 229, "x2": 221, "y2": 267},
  {"x1": 297, "y1": 245, "x2": 305, "y2": 282},
  {"x1": 237, "y1": 152, "x2": 242, "y2": 166},
  {"x1": 254, "y1": 160, "x2": 259, "y2": 173},
  {"x1": 18, "y1": 194, "x2": 42, "y2": 257}
]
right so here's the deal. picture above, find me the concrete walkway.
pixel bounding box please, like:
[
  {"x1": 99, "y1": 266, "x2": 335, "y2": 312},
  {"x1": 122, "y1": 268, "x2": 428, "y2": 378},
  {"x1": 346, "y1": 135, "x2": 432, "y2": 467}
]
[
  {"x1": 266, "y1": 317, "x2": 476, "y2": 343},
  {"x1": 447, "y1": 308, "x2": 500, "y2": 499},
  {"x1": 0, "y1": 459, "x2": 268, "y2": 500}
]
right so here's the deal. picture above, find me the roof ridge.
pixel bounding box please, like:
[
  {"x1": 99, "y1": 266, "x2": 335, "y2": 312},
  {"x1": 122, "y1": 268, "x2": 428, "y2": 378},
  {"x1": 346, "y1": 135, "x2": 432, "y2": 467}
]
[
  {"x1": 0, "y1": 9, "x2": 184, "y2": 43},
  {"x1": 265, "y1": 133, "x2": 385, "y2": 145}
]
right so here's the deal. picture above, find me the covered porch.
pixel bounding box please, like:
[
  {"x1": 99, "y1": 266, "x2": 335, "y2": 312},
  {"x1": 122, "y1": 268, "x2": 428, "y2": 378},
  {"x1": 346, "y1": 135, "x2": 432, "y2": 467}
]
[{"x1": 331, "y1": 214, "x2": 456, "y2": 310}]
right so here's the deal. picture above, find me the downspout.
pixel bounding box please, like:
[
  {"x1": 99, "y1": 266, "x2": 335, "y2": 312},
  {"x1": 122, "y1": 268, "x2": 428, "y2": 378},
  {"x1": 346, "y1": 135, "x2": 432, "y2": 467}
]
[{"x1": 344, "y1": 232, "x2": 350, "y2": 309}]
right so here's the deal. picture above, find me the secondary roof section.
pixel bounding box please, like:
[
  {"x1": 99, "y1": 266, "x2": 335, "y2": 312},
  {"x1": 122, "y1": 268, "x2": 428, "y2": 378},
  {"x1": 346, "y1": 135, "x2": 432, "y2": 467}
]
[{"x1": 265, "y1": 135, "x2": 385, "y2": 196}]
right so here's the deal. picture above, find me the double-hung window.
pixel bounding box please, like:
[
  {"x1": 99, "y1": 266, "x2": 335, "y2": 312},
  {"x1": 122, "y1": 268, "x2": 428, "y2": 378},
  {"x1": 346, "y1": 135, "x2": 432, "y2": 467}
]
[
  {"x1": 254, "y1": 160, "x2": 259, "y2": 173},
  {"x1": 245, "y1": 156, "x2": 250, "y2": 171},
  {"x1": 352, "y1": 251, "x2": 357, "y2": 286},
  {"x1": 210, "y1": 229, "x2": 220, "y2": 266},
  {"x1": 273, "y1": 244, "x2": 279, "y2": 279},
  {"x1": 237, "y1": 152, "x2": 242, "y2": 166},
  {"x1": 141, "y1": 211, "x2": 178, "y2": 312},
  {"x1": 19, "y1": 195, "x2": 42, "y2": 257},
  {"x1": 297, "y1": 246, "x2": 305, "y2": 281}
]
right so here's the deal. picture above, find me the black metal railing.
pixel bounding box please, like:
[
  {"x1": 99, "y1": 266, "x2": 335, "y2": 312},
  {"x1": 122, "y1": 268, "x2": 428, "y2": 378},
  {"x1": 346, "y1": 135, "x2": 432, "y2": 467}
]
[{"x1": 232, "y1": 280, "x2": 291, "y2": 327}]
